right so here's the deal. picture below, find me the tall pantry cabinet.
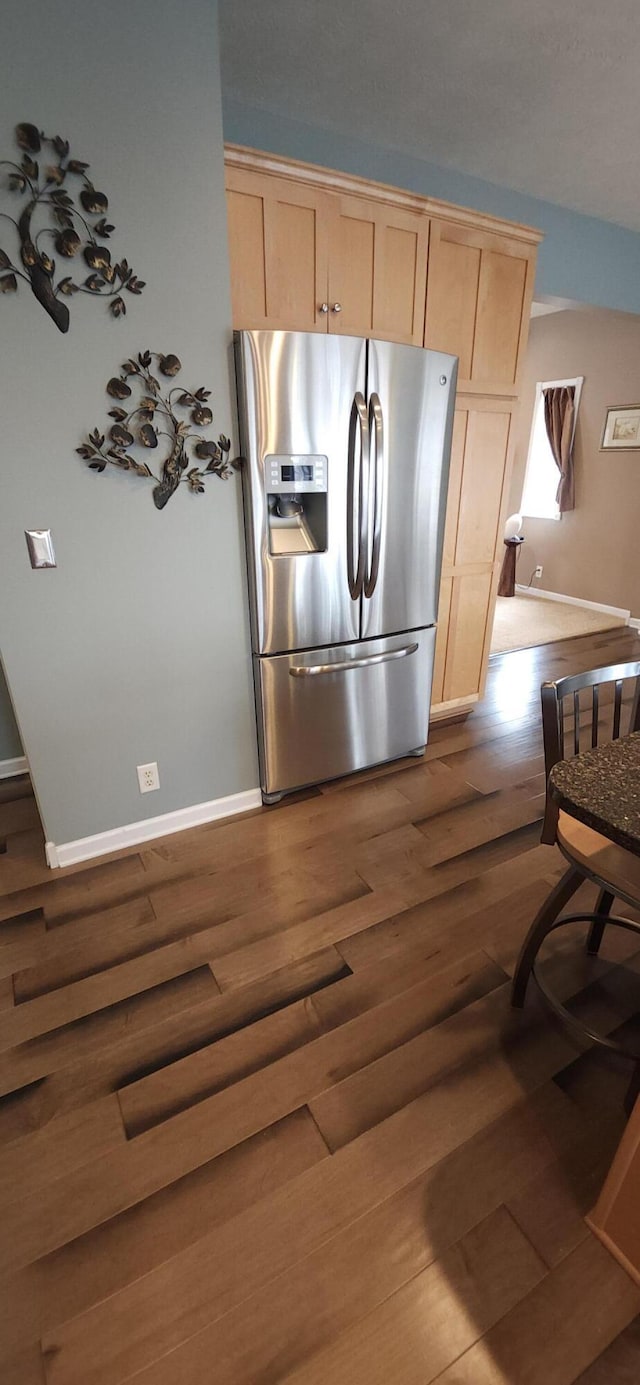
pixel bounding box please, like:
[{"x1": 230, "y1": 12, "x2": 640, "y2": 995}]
[{"x1": 225, "y1": 145, "x2": 541, "y2": 721}]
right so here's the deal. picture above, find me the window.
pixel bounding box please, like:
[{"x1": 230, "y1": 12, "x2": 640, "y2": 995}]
[{"x1": 520, "y1": 377, "x2": 583, "y2": 520}]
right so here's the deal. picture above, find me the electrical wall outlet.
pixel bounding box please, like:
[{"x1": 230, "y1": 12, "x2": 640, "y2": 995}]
[
  {"x1": 137, "y1": 762, "x2": 160, "y2": 794},
  {"x1": 534, "y1": 565, "x2": 543, "y2": 579}
]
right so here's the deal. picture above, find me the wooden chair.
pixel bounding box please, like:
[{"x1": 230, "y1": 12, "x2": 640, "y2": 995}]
[{"x1": 511, "y1": 660, "x2": 640, "y2": 1104}]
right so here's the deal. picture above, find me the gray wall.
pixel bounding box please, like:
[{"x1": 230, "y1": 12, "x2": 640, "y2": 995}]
[
  {"x1": 0, "y1": 663, "x2": 23, "y2": 763},
  {"x1": 0, "y1": 0, "x2": 257, "y2": 845},
  {"x1": 222, "y1": 99, "x2": 640, "y2": 315}
]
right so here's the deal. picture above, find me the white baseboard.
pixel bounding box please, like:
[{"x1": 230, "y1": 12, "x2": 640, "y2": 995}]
[
  {"x1": 0, "y1": 755, "x2": 28, "y2": 780},
  {"x1": 629, "y1": 617, "x2": 640, "y2": 631},
  {"x1": 45, "y1": 786, "x2": 263, "y2": 869},
  {"x1": 515, "y1": 584, "x2": 631, "y2": 621}
]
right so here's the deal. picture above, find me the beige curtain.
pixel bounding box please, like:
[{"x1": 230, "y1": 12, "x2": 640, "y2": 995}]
[{"x1": 543, "y1": 386, "x2": 576, "y2": 512}]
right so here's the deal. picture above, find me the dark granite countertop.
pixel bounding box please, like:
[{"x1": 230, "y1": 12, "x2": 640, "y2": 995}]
[{"x1": 549, "y1": 731, "x2": 640, "y2": 855}]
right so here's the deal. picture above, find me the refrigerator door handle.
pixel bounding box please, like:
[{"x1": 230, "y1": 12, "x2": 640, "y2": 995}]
[
  {"x1": 364, "y1": 392, "x2": 384, "y2": 598},
  {"x1": 347, "y1": 391, "x2": 369, "y2": 600},
  {"x1": 289, "y1": 642, "x2": 418, "y2": 677}
]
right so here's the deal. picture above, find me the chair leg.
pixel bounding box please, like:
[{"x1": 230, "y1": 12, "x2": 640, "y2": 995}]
[
  {"x1": 586, "y1": 889, "x2": 615, "y2": 956},
  {"x1": 511, "y1": 866, "x2": 584, "y2": 1010}
]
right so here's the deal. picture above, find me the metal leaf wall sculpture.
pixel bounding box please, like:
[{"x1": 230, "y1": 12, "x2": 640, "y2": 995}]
[
  {"x1": 0, "y1": 123, "x2": 145, "y2": 333},
  {"x1": 77, "y1": 351, "x2": 238, "y2": 510}
]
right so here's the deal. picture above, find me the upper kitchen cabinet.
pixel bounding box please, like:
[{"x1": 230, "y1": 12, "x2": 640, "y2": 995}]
[
  {"x1": 225, "y1": 150, "x2": 539, "y2": 380},
  {"x1": 424, "y1": 220, "x2": 536, "y2": 394},
  {"x1": 226, "y1": 156, "x2": 429, "y2": 347},
  {"x1": 327, "y1": 194, "x2": 428, "y2": 345},
  {"x1": 226, "y1": 164, "x2": 330, "y2": 333}
]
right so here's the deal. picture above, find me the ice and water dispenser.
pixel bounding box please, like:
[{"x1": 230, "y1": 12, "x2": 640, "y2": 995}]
[{"x1": 266, "y1": 455, "x2": 328, "y2": 555}]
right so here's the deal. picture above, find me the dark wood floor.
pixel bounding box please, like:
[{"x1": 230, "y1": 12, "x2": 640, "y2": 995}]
[{"x1": 2, "y1": 625, "x2": 640, "y2": 1385}]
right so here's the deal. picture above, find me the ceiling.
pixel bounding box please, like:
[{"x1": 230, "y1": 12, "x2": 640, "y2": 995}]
[{"x1": 219, "y1": 0, "x2": 640, "y2": 231}]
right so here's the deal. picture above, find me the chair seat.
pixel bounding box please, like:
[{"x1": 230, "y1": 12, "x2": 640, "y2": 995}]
[{"x1": 557, "y1": 810, "x2": 640, "y2": 906}]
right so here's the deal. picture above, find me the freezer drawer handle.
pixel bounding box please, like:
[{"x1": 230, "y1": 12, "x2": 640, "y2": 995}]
[{"x1": 289, "y1": 642, "x2": 419, "y2": 677}]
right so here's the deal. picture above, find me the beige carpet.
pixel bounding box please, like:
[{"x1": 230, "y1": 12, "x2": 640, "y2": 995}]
[{"x1": 490, "y1": 593, "x2": 627, "y2": 655}]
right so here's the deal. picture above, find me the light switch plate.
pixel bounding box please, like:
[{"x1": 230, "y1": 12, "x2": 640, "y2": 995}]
[{"x1": 25, "y1": 530, "x2": 56, "y2": 569}]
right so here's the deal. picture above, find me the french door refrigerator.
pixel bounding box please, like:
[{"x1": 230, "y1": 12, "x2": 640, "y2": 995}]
[{"x1": 235, "y1": 329, "x2": 457, "y2": 802}]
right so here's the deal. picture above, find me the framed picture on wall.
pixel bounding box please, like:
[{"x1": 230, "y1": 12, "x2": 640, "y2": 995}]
[{"x1": 601, "y1": 404, "x2": 640, "y2": 450}]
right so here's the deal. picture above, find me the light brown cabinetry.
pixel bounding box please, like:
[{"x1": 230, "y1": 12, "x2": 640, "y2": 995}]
[
  {"x1": 226, "y1": 164, "x2": 429, "y2": 346},
  {"x1": 327, "y1": 194, "x2": 428, "y2": 344},
  {"x1": 431, "y1": 396, "x2": 515, "y2": 708},
  {"x1": 424, "y1": 220, "x2": 533, "y2": 394},
  {"x1": 226, "y1": 167, "x2": 330, "y2": 332},
  {"x1": 225, "y1": 145, "x2": 540, "y2": 722},
  {"x1": 429, "y1": 396, "x2": 515, "y2": 709}
]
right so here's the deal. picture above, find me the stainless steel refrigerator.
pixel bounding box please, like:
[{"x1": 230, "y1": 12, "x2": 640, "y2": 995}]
[{"x1": 235, "y1": 329, "x2": 457, "y2": 802}]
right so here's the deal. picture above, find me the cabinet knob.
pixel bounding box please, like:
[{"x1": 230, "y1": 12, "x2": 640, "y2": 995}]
[
  {"x1": 332, "y1": 302, "x2": 342, "y2": 313},
  {"x1": 319, "y1": 302, "x2": 329, "y2": 314}
]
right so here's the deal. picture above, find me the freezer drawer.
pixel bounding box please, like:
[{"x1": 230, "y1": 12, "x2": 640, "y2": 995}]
[{"x1": 255, "y1": 627, "x2": 436, "y2": 798}]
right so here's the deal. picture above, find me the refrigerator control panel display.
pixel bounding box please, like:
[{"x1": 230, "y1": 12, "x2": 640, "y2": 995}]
[
  {"x1": 282, "y1": 464, "x2": 313, "y2": 482},
  {"x1": 265, "y1": 454, "x2": 327, "y2": 494}
]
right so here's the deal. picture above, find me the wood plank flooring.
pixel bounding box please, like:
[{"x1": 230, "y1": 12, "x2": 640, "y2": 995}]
[{"x1": 2, "y1": 625, "x2": 640, "y2": 1384}]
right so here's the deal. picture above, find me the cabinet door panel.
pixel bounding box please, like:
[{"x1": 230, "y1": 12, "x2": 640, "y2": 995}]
[
  {"x1": 374, "y1": 217, "x2": 429, "y2": 345},
  {"x1": 441, "y1": 408, "x2": 468, "y2": 569},
  {"x1": 225, "y1": 167, "x2": 329, "y2": 332},
  {"x1": 444, "y1": 571, "x2": 494, "y2": 702},
  {"x1": 265, "y1": 180, "x2": 329, "y2": 332},
  {"x1": 328, "y1": 201, "x2": 375, "y2": 336},
  {"x1": 226, "y1": 188, "x2": 268, "y2": 328},
  {"x1": 267, "y1": 200, "x2": 317, "y2": 326},
  {"x1": 454, "y1": 409, "x2": 511, "y2": 566},
  {"x1": 436, "y1": 396, "x2": 514, "y2": 712},
  {"x1": 425, "y1": 220, "x2": 534, "y2": 392},
  {"x1": 432, "y1": 575, "x2": 452, "y2": 706},
  {"x1": 425, "y1": 238, "x2": 480, "y2": 376},
  {"x1": 473, "y1": 250, "x2": 528, "y2": 386},
  {"x1": 328, "y1": 196, "x2": 428, "y2": 344}
]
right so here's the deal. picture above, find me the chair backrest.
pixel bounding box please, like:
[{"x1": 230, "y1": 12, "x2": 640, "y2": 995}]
[{"x1": 540, "y1": 659, "x2": 640, "y2": 843}]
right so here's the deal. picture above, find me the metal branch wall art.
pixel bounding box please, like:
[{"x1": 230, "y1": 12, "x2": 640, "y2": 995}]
[
  {"x1": 0, "y1": 123, "x2": 145, "y2": 333},
  {"x1": 77, "y1": 351, "x2": 237, "y2": 510}
]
